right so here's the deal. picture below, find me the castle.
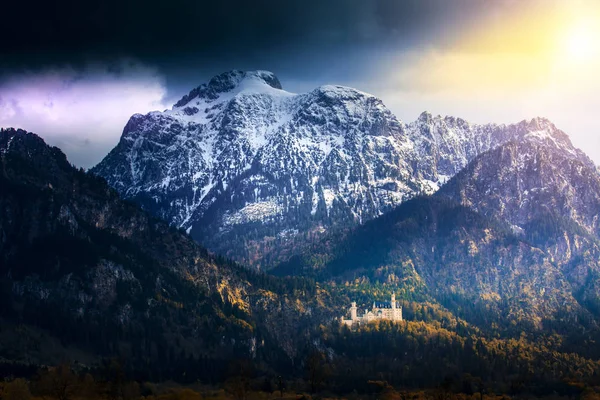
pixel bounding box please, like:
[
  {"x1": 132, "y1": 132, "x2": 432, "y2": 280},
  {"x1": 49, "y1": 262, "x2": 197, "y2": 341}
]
[{"x1": 341, "y1": 293, "x2": 403, "y2": 326}]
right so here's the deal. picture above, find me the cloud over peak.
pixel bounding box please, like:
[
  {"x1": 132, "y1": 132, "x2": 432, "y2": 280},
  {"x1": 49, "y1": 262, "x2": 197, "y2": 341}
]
[{"x1": 0, "y1": 60, "x2": 169, "y2": 168}]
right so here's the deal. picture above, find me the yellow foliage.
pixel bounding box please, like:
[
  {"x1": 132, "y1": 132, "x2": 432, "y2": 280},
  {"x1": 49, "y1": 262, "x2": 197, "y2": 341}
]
[
  {"x1": 256, "y1": 289, "x2": 278, "y2": 301},
  {"x1": 218, "y1": 282, "x2": 249, "y2": 313},
  {"x1": 480, "y1": 292, "x2": 501, "y2": 302},
  {"x1": 156, "y1": 293, "x2": 184, "y2": 309}
]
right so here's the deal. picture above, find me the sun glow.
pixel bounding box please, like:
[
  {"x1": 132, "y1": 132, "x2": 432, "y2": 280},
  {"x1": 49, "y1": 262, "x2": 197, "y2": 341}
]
[
  {"x1": 404, "y1": 2, "x2": 600, "y2": 94},
  {"x1": 380, "y1": 1, "x2": 600, "y2": 165},
  {"x1": 561, "y1": 21, "x2": 600, "y2": 63}
]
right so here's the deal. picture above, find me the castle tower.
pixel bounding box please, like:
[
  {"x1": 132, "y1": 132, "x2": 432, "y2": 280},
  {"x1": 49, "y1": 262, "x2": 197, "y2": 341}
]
[
  {"x1": 350, "y1": 301, "x2": 357, "y2": 321},
  {"x1": 391, "y1": 293, "x2": 401, "y2": 321}
]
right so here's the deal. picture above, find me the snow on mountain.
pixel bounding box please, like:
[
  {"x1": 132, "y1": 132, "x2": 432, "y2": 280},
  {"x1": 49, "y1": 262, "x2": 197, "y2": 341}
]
[
  {"x1": 439, "y1": 137, "x2": 600, "y2": 241},
  {"x1": 405, "y1": 112, "x2": 594, "y2": 182},
  {"x1": 92, "y1": 70, "x2": 592, "y2": 267}
]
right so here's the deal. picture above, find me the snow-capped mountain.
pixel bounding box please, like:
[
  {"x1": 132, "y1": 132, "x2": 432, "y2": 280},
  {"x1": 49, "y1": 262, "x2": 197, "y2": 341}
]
[
  {"x1": 406, "y1": 112, "x2": 594, "y2": 182},
  {"x1": 92, "y1": 70, "x2": 591, "y2": 267},
  {"x1": 93, "y1": 70, "x2": 428, "y2": 228},
  {"x1": 440, "y1": 138, "x2": 600, "y2": 238}
]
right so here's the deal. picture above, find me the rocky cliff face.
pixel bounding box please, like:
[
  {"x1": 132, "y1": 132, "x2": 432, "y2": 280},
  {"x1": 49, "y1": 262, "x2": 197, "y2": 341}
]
[
  {"x1": 439, "y1": 138, "x2": 600, "y2": 240},
  {"x1": 92, "y1": 70, "x2": 581, "y2": 267},
  {"x1": 438, "y1": 138, "x2": 600, "y2": 313},
  {"x1": 405, "y1": 112, "x2": 594, "y2": 181}
]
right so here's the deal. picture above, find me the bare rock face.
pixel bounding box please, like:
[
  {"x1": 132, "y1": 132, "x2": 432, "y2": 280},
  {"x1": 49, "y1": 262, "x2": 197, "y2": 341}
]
[{"x1": 92, "y1": 70, "x2": 591, "y2": 268}]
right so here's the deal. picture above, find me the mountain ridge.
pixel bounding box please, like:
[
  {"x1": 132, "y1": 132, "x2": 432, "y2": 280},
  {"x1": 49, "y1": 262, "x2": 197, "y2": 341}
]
[{"x1": 91, "y1": 70, "x2": 594, "y2": 268}]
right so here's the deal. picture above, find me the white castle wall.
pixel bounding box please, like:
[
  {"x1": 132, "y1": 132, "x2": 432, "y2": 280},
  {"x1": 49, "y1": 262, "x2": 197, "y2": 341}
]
[{"x1": 341, "y1": 293, "x2": 403, "y2": 326}]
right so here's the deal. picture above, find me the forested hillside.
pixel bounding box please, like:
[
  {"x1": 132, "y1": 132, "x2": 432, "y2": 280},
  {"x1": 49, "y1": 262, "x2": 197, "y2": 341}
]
[{"x1": 4, "y1": 128, "x2": 600, "y2": 398}]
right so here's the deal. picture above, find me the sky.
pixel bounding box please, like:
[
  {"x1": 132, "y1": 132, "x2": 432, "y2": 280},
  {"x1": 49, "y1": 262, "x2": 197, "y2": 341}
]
[{"x1": 1, "y1": 0, "x2": 600, "y2": 168}]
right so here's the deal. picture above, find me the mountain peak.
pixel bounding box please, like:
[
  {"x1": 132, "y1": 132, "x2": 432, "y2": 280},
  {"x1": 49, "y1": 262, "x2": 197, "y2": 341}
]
[
  {"x1": 418, "y1": 111, "x2": 434, "y2": 122},
  {"x1": 521, "y1": 116, "x2": 555, "y2": 131},
  {"x1": 514, "y1": 117, "x2": 579, "y2": 155},
  {"x1": 173, "y1": 70, "x2": 283, "y2": 108},
  {"x1": 0, "y1": 127, "x2": 72, "y2": 185},
  {"x1": 1, "y1": 127, "x2": 30, "y2": 142},
  {"x1": 93, "y1": 71, "x2": 594, "y2": 268},
  {"x1": 313, "y1": 84, "x2": 372, "y2": 98},
  {"x1": 1, "y1": 127, "x2": 57, "y2": 157}
]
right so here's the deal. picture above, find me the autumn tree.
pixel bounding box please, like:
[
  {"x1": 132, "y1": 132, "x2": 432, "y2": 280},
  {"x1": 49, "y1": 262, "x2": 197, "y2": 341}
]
[
  {"x1": 3, "y1": 379, "x2": 32, "y2": 400},
  {"x1": 36, "y1": 364, "x2": 77, "y2": 400}
]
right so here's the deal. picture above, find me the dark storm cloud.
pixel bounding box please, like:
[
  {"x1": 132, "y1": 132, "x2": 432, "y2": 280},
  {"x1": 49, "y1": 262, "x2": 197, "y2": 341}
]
[
  {"x1": 2, "y1": 0, "x2": 518, "y2": 105},
  {"x1": 2, "y1": 0, "x2": 508, "y2": 72},
  {"x1": 5, "y1": 0, "x2": 551, "y2": 169}
]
